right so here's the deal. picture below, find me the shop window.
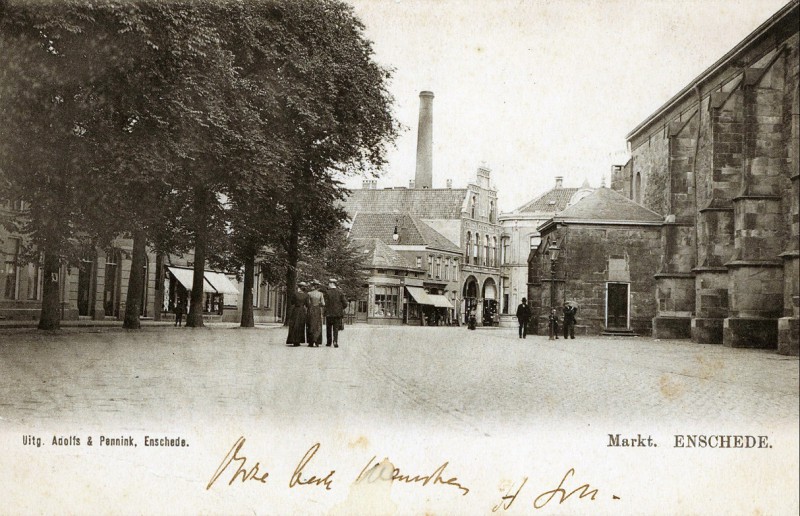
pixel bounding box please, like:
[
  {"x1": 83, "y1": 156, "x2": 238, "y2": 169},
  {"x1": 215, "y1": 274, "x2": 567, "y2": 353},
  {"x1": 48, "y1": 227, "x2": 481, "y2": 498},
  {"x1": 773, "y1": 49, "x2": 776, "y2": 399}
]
[
  {"x1": 1, "y1": 237, "x2": 20, "y2": 300},
  {"x1": 373, "y1": 285, "x2": 400, "y2": 318}
]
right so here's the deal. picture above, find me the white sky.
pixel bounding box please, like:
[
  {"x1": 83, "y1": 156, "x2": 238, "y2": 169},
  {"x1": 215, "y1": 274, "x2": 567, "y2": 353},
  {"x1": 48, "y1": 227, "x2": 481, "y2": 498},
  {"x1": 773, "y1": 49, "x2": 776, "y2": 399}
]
[{"x1": 343, "y1": 0, "x2": 790, "y2": 212}]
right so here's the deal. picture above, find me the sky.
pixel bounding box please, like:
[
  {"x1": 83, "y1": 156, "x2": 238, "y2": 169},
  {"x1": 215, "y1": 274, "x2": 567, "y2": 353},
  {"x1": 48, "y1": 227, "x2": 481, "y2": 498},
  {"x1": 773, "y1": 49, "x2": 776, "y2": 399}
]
[{"x1": 342, "y1": 0, "x2": 791, "y2": 212}]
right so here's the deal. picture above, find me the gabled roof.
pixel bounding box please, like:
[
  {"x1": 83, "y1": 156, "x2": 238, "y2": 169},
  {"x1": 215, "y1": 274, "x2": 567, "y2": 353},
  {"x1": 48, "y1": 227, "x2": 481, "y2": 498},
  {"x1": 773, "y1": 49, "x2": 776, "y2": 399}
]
[
  {"x1": 349, "y1": 212, "x2": 461, "y2": 254},
  {"x1": 351, "y1": 238, "x2": 416, "y2": 270},
  {"x1": 343, "y1": 188, "x2": 468, "y2": 220},
  {"x1": 516, "y1": 187, "x2": 580, "y2": 213},
  {"x1": 552, "y1": 187, "x2": 663, "y2": 223}
]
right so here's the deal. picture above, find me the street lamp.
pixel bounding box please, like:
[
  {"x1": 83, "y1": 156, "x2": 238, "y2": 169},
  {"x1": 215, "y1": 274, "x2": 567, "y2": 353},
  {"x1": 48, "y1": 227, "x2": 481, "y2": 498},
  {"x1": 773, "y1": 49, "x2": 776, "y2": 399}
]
[
  {"x1": 548, "y1": 241, "x2": 560, "y2": 309},
  {"x1": 392, "y1": 214, "x2": 400, "y2": 242}
]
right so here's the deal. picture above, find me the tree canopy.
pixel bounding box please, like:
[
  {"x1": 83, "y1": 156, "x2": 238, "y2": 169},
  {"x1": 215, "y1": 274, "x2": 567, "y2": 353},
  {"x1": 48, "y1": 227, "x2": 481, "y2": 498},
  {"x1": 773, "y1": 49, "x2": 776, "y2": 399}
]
[{"x1": 0, "y1": 0, "x2": 397, "y2": 329}]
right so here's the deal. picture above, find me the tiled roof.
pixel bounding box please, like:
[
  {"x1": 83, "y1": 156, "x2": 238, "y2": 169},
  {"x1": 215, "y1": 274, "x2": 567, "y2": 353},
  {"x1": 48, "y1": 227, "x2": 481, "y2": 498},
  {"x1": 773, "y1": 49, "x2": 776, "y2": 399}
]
[
  {"x1": 556, "y1": 187, "x2": 663, "y2": 222},
  {"x1": 351, "y1": 238, "x2": 415, "y2": 270},
  {"x1": 516, "y1": 187, "x2": 580, "y2": 213},
  {"x1": 343, "y1": 188, "x2": 468, "y2": 220},
  {"x1": 349, "y1": 212, "x2": 461, "y2": 254}
]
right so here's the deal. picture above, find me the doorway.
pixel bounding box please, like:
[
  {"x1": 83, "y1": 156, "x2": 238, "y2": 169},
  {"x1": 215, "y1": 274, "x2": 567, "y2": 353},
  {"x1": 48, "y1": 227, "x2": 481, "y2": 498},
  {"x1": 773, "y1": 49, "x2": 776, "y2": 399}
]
[{"x1": 606, "y1": 282, "x2": 629, "y2": 329}]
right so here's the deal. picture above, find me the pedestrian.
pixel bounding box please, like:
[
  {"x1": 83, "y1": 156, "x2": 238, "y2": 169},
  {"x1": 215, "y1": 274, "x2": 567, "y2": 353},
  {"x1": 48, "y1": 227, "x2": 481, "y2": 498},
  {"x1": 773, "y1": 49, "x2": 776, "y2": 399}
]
[
  {"x1": 548, "y1": 308, "x2": 560, "y2": 340},
  {"x1": 323, "y1": 278, "x2": 348, "y2": 348},
  {"x1": 306, "y1": 279, "x2": 325, "y2": 347},
  {"x1": 516, "y1": 298, "x2": 531, "y2": 338},
  {"x1": 563, "y1": 302, "x2": 577, "y2": 339},
  {"x1": 286, "y1": 281, "x2": 310, "y2": 347},
  {"x1": 174, "y1": 300, "x2": 186, "y2": 327},
  {"x1": 467, "y1": 309, "x2": 477, "y2": 330}
]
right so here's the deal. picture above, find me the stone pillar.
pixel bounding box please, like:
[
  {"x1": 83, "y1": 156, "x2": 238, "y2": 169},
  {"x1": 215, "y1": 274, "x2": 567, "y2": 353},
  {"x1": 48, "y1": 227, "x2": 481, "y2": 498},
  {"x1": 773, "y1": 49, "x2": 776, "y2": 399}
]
[
  {"x1": 692, "y1": 203, "x2": 735, "y2": 343},
  {"x1": 653, "y1": 222, "x2": 695, "y2": 338},
  {"x1": 724, "y1": 158, "x2": 784, "y2": 348},
  {"x1": 778, "y1": 87, "x2": 799, "y2": 355}
]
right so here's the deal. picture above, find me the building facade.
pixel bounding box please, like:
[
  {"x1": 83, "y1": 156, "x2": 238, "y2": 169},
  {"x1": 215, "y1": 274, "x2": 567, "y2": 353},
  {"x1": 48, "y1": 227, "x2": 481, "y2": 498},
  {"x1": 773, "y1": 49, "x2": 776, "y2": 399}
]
[
  {"x1": 344, "y1": 166, "x2": 503, "y2": 325},
  {"x1": 611, "y1": 0, "x2": 799, "y2": 353},
  {"x1": 498, "y1": 176, "x2": 594, "y2": 324},
  {"x1": 349, "y1": 212, "x2": 461, "y2": 325},
  {"x1": 528, "y1": 188, "x2": 664, "y2": 335},
  {"x1": 0, "y1": 204, "x2": 288, "y2": 324}
]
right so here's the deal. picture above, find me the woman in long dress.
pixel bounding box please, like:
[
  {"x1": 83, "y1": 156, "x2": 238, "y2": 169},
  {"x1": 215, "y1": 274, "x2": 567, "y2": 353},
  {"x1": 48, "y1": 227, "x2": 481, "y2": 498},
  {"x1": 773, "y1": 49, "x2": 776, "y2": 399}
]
[
  {"x1": 306, "y1": 280, "x2": 326, "y2": 347},
  {"x1": 286, "y1": 282, "x2": 310, "y2": 346}
]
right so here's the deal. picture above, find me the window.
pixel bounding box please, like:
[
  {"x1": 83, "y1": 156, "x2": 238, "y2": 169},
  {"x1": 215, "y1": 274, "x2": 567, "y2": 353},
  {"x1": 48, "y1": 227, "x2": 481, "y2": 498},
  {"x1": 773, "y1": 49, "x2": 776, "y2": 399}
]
[
  {"x1": 253, "y1": 271, "x2": 260, "y2": 307},
  {"x1": 416, "y1": 256, "x2": 422, "y2": 269},
  {"x1": 436, "y1": 256, "x2": 441, "y2": 278},
  {"x1": 465, "y1": 232, "x2": 471, "y2": 265},
  {"x1": 427, "y1": 256, "x2": 433, "y2": 277},
  {"x1": 26, "y1": 259, "x2": 41, "y2": 300},
  {"x1": 444, "y1": 258, "x2": 450, "y2": 281},
  {"x1": 491, "y1": 237, "x2": 497, "y2": 267},
  {"x1": 502, "y1": 237, "x2": 510, "y2": 265},
  {"x1": 634, "y1": 172, "x2": 642, "y2": 204},
  {"x1": 373, "y1": 285, "x2": 400, "y2": 318},
  {"x1": 473, "y1": 233, "x2": 480, "y2": 265},
  {"x1": 1, "y1": 237, "x2": 20, "y2": 300},
  {"x1": 265, "y1": 282, "x2": 272, "y2": 309},
  {"x1": 452, "y1": 259, "x2": 459, "y2": 280},
  {"x1": 483, "y1": 235, "x2": 489, "y2": 266},
  {"x1": 489, "y1": 200, "x2": 495, "y2": 223},
  {"x1": 470, "y1": 195, "x2": 476, "y2": 219}
]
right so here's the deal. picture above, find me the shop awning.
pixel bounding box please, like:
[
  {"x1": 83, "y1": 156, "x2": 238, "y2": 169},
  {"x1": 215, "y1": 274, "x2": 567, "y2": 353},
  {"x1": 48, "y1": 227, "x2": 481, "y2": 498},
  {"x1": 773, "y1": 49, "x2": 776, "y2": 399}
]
[
  {"x1": 204, "y1": 271, "x2": 240, "y2": 295},
  {"x1": 427, "y1": 294, "x2": 453, "y2": 309},
  {"x1": 167, "y1": 267, "x2": 238, "y2": 294},
  {"x1": 168, "y1": 267, "x2": 199, "y2": 291},
  {"x1": 405, "y1": 286, "x2": 434, "y2": 305}
]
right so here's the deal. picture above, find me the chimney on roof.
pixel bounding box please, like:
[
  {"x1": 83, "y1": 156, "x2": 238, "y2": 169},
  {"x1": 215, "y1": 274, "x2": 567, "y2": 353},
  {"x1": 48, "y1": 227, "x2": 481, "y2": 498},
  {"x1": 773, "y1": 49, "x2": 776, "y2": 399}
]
[
  {"x1": 409, "y1": 179, "x2": 415, "y2": 189},
  {"x1": 555, "y1": 176, "x2": 563, "y2": 189},
  {"x1": 415, "y1": 91, "x2": 434, "y2": 189},
  {"x1": 446, "y1": 179, "x2": 452, "y2": 189}
]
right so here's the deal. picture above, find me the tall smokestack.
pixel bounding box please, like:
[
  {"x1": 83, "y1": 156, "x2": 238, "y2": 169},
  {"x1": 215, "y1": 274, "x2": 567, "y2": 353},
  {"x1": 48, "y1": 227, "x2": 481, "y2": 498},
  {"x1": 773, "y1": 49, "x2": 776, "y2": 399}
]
[
  {"x1": 555, "y1": 176, "x2": 563, "y2": 189},
  {"x1": 415, "y1": 91, "x2": 434, "y2": 189}
]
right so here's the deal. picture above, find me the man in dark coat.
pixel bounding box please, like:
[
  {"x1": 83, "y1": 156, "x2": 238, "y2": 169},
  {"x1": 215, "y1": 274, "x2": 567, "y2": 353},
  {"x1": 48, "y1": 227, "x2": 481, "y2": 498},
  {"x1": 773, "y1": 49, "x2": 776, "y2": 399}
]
[
  {"x1": 563, "y1": 302, "x2": 577, "y2": 339},
  {"x1": 323, "y1": 278, "x2": 348, "y2": 348},
  {"x1": 516, "y1": 298, "x2": 531, "y2": 338}
]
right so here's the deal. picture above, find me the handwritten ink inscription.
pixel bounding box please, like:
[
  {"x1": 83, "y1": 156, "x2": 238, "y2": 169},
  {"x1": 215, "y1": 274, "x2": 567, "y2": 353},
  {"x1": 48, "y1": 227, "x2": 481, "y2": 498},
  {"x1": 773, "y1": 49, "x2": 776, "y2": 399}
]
[{"x1": 206, "y1": 436, "x2": 615, "y2": 510}]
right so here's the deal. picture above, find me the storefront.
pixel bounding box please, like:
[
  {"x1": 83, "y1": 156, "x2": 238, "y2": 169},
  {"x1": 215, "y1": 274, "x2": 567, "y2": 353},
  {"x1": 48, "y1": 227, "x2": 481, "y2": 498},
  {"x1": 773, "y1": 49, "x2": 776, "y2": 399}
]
[{"x1": 166, "y1": 266, "x2": 239, "y2": 316}]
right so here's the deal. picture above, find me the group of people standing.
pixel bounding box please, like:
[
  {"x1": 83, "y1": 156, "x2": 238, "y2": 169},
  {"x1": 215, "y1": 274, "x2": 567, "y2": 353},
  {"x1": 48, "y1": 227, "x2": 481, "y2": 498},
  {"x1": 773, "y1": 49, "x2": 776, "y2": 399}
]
[
  {"x1": 286, "y1": 278, "x2": 349, "y2": 348},
  {"x1": 515, "y1": 298, "x2": 578, "y2": 340}
]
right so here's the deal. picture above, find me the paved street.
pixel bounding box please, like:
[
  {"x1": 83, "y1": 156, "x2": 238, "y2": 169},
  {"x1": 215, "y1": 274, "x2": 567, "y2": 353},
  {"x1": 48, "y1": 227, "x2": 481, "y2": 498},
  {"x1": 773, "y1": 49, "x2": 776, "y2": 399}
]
[
  {"x1": 0, "y1": 324, "x2": 797, "y2": 515},
  {"x1": 0, "y1": 324, "x2": 797, "y2": 430}
]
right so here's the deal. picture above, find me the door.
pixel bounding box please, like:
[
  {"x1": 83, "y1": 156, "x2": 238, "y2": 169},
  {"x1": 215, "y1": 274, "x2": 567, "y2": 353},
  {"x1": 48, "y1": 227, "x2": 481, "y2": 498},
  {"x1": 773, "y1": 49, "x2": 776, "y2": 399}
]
[{"x1": 606, "y1": 282, "x2": 629, "y2": 329}]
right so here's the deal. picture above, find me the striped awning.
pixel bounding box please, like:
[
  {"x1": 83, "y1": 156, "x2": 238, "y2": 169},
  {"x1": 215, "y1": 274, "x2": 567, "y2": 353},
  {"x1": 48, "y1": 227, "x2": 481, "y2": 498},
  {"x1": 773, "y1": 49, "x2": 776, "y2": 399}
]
[{"x1": 167, "y1": 267, "x2": 238, "y2": 295}]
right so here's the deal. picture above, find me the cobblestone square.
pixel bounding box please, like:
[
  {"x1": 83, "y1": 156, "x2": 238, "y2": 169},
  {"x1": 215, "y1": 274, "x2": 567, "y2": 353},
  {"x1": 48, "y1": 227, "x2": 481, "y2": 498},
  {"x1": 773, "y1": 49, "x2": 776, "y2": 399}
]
[{"x1": 0, "y1": 325, "x2": 797, "y2": 515}]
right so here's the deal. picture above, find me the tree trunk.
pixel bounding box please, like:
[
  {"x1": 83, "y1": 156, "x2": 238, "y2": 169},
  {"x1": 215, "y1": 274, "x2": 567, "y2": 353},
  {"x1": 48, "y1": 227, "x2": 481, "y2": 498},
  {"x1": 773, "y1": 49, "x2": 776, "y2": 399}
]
[
  {"x1": 240, "y1": 250, "x2": 255, "y2": 328},
  {"x1": 38, "y1": 251, "x2": 61, "y2": 330},
  {"x1": 123, "y1": 229, "x2": 147, "y2": 329},
  {"x1": 283, "y1": 213, "x2": 301, "y2": 326},
  {"x1": 187, "y1": 187, "x2": 209, "y2": 328}
]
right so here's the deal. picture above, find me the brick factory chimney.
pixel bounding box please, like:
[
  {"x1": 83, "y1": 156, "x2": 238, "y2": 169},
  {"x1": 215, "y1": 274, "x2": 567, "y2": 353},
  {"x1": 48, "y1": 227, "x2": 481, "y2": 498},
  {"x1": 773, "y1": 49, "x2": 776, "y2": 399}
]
[
  {"x1": 409, "y1": 179, "x2": 416, "y2": 189},
  {"x1": 415, "y1": 91, "x2": 434, "y2": 189},
  {"x1": 555, "y1": 176, "x2": 563, "y2": 189},
  {"x1": 446, "y1": 179, "x2": 452, "y2": 189}
]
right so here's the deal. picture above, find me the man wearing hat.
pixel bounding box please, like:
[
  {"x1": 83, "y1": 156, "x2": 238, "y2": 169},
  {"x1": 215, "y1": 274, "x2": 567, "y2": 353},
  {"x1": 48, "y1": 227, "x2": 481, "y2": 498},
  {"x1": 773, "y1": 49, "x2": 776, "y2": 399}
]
[{"x1": 323, "y1": 278, "x2": 348, "y2": 348}]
